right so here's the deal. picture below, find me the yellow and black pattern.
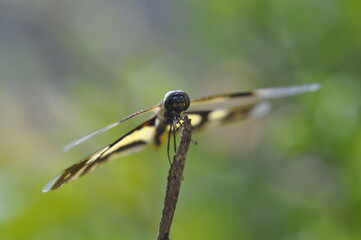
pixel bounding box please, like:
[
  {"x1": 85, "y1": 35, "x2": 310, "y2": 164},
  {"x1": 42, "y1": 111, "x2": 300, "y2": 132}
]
[
  {"x1": 43, "y1": 117, "x2": 157, "y2": 192},
  {"x1": 43, "y1": 83, "x2": 320, "y2": 192}
]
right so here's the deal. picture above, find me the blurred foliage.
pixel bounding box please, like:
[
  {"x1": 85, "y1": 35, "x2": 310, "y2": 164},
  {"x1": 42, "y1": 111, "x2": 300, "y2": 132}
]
[{"x1": 0, "y1": 0, "x2": 360, "y2": 239}]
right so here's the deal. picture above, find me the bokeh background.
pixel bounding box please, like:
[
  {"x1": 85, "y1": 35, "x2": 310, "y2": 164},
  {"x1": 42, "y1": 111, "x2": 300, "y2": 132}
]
[{"x1": 1, "y1": 0, "x2": 360, "y2": 239}]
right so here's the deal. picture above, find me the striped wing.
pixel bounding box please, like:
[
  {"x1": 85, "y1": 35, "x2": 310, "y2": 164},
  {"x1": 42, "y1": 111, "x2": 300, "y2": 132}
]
[
  {"x1": 187, "y1": 83, "x2": 320, "y2": 130},
  {"x1": 186, "y1": 102, "x2": 271, "y2": 131},
  {"x1": 190, "y1": 83, "x2": 320, "y2": 105},
  {"x1": 44, "y1": 83, "x2": 320, "y2": 192},
  {"x1": 43, "y1": 117, "x2": 157, "y2": 192},
  {"x1": 62, "y1": 104, "x2": 160, "y2": 152}
]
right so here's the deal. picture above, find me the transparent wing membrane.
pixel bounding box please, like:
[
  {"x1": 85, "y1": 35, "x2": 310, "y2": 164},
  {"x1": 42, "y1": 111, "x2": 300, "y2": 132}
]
[
  {"x1": 63, "y1": 104, "x2": 160, "y2": 152},
  {"x1": 191, "y1": 83, "x2": 320, "y2": 105}
]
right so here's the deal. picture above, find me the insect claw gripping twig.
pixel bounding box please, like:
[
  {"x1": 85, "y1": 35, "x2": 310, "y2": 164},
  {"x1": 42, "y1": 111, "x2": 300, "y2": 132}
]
[{"x1": 167, "y1": 123, "x2": 173, "y2": 165}]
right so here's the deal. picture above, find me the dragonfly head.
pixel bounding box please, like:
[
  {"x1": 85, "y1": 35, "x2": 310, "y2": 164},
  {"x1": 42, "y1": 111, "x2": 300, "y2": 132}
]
[{"x1": 163, "y1": 90, "x2": 190, "y2": 114}]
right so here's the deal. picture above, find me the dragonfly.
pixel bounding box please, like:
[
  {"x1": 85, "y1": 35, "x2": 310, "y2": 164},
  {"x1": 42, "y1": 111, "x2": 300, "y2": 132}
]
[{"x1": 43, "y1": 83, "x2": 320, "y2": 192}]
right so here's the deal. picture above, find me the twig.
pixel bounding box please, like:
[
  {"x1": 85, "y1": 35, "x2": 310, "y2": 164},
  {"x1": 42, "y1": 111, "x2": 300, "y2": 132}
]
[{"x1": 157, "y1": 114, "x2": 192, "y2": 240}]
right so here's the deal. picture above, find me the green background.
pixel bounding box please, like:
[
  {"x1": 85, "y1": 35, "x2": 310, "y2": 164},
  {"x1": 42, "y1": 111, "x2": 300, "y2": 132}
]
[{"x1": 1, "y1": 0, "x2": 360, "y2": 239}]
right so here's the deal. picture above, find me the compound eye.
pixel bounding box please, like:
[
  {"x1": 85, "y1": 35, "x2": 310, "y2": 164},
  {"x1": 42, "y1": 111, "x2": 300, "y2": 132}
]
[
  {"x1": 163, "y1": 91, "x2": 190, "y2": 113},
  {"x1": 173, "y1": 94, "x2": 185, "y2": 104}
]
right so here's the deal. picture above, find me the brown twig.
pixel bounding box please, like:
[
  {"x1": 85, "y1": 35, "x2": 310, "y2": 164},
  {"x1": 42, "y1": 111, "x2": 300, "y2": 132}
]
[{"x1": 157, "y1": 115, "x2": 192, "y2": 240}]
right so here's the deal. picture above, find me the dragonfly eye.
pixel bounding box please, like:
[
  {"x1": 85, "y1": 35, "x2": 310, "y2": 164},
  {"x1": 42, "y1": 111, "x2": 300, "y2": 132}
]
[
  {"x1": 173, "y1": 94, "x2": 185, "y2": 103},
  {"x1": 163, "y1": 90, "x2": 190, "y2": 113}
]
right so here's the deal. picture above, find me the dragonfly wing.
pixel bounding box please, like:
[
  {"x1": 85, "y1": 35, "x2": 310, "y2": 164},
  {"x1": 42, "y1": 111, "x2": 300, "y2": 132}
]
[
  {"x1": 63, "y1": 104, "x2": 160, "y2": 152},
  {"x1": 190, "y1": 83, "x2": 320, "y2": 105},
  {"x1": 186, "y1": 102, "x2": 271, "y2": 131},
  {"x1": 43, "y1": 117, "x2": 157, "y2": 192}
]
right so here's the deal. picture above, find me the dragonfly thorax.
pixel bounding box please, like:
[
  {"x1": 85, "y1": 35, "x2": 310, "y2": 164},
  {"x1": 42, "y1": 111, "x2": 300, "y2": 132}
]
[{"x1": 163, "y1": 90, "x2": 190, "y2": 115}]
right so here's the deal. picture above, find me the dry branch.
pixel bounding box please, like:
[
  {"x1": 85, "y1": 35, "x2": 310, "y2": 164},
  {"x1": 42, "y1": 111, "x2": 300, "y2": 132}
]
[{"x1": 157, "y1": 115, "x2": 192, "y2": 240}]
